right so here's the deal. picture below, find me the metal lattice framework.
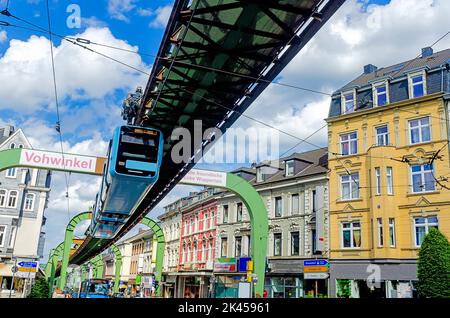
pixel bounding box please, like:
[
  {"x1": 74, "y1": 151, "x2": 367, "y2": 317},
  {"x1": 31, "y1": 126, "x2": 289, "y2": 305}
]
[{"x1": 70, "y1": 0, "x2": 344, "y2": 268}]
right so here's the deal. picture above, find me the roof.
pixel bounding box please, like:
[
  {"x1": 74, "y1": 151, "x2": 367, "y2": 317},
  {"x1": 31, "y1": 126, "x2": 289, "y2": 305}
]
[
  {"x1": 124, "y1": 229, "x2": 154, "y2": 243},
  {"x1": 338, "y1": 48, "x2": 450, "y2": 93}
]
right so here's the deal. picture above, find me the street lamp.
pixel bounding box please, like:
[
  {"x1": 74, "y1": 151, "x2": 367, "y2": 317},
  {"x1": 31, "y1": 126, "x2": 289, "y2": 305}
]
[{"x1": 9, "y1": 256, "x2": 17, "y2": 298}]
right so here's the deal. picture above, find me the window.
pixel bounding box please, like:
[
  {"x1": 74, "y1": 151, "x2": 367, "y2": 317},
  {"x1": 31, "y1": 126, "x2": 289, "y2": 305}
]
[
  {"x1": 235, "y1": 236, "x2": 242, "y2": 257},
  {"x1": 291, "y1": 231, "x2": 299, "y2": 256},
  {"x1": 340, "y1": 173, "x2": 360, "y2": 200},
  {"x1": 0, "y1": 189, "x2": 6, "y2": 207},
  {"x1": 221, "y1": 237, "x2": 228, "y2": 257},
  {"x1": 291, "y1": 194, "x2": 299, "y2": 215},
  {"x1": 377, "y1": 218, "x2": 384, "y2": 247},
  {"x1": 6, "y1": 168, "x2": 17, "y2": 178},
  {"x1": 386, "y1": 167, "x2": 393, "y2": 195},
  {"x1": 374, "y1": 84, "x2": 388, "y2": 106},
  {"x1": 343, "y1": 92, "x2": 355, "y2": 114},
  {"x1": 414, "y1": 216, "x2": 438, "y2": 247},
  {"x1": 0, "y1": 225, "x2": 6, "y2": 247},
  {"x1": 204, "y1": 212, "x2": 209, "y2": 230},
  {"x1": 285, "y1": 160, "x2": 294, "y2": 176},
  {"x1": 223, "y1": 205, "x2": 229, "y2": 223},
  {"x1": 7, "y1": 190, "x2": 18, "y2": 208},
  {"x1": 409, "y1": 117, "x2": 430, "y2": 144},
  {"x1": 342, "y1": 221, "x2": 361, "y2": 248},
  {"x1": 340, "y1": 132, "x2": 358, "y2": 156},
  {"x1": 411, "y1": 164, "x2": 435, "y2": 193},
  {"x1": 409, "y1": 73, "x2": 426, "y2": 98},
  {"x1": 24, "y1": 193, "x2": 35, "y2": 211},
  {"x1": 274, "y1": 197, "x2": 282, "y2": 217},
  {"x1": 10, "y1": 143, "x2": 15, "y2": 149},
  {"x1": 18, "y1": 144, "x2": 24, "y2": 148},
  {"x1": 273, "y1": 233, "x2": 282, "y2": 256},
  {"x1": 236, "y1": 203, "x2": 243, "y2": 222},
  {"x1": 376, "y1": 125, "x2": 389, "y2": 146},
  {"x1": 8, "y1": 226, "x2": 17, "y2": 248},
  {"x1": 389, "y1": 218, "x2": 396, "y2": 247},
  {"x1": 375, "y1": 167, "x2": 381, "y2": 195},
  {"x1": 312, "y1": 190, "x2": 317, "y2": 213}
]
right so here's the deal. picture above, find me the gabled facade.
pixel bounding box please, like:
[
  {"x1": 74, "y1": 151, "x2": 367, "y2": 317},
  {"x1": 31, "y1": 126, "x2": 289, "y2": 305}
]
[
  {"x1": 327, "y1": 47, "x2": 450, "y2": 298},
  {"x1": 0, "y1": 125, "x2": 52, "y2": 298}
]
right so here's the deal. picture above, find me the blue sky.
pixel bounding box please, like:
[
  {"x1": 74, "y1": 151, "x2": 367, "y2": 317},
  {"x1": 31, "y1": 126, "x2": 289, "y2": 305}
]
[{"x1": 1, "y1": 0, "x2": 450, "y2": 262}]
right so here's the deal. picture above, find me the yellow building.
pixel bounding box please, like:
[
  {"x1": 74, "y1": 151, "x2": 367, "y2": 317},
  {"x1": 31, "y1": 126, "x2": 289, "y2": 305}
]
[{"x1": 326, "y1": 47, "x2": 450, "y2": 298}]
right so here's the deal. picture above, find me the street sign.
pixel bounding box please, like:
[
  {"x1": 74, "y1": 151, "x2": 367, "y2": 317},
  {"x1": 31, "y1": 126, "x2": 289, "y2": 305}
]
[
  {"x1": 303, "y1": 259, "x2": 329, "y2": 267},
  {"x1": 304, "y1": 273, "x2": 329, "y2": 280},
  {"x1": 18, "y1": 261, "x2": 37, "y2": 268},
  {"x1": 304, "y1": 266, "x2": 328, "y2": 273}
]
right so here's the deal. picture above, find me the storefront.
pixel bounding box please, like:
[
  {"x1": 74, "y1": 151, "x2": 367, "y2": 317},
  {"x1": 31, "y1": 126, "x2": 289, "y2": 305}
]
[
  {"x1": 161, "y1": 274, "x2": 176, "y2": 298},
  {"x1": 174, "y1": 273, "x2": 212, "y2": 298},
  {"x1": 330, "y1": 259, "x2": 418, "y2": 298}
]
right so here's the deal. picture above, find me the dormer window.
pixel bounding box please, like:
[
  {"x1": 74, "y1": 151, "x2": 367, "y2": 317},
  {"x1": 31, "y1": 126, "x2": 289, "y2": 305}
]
[
  {"x1": 408, "y1": 71, "x2": 426, "y2": 98},
  {"x1": 10, "y1": 143, "x2": 15, "y2": 149},
  {"x1": 342, "y1": 91, "x2": 355, "y2": 114},
  {"x1": 285, "y1": 160, "x2": 294, "y2": 176},
  {"x1": 373, "y1": 82, "x2": 388, "y2": 107}
]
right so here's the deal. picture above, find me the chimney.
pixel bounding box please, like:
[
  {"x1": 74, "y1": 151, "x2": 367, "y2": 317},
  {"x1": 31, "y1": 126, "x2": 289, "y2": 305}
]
[
  {"x1": 421, "y1": 47, "x2": 433, "y2": 58},
  {"x1": 3, "y1": 125, "x2": 14, "y2": 137},
  {"x1": 363, "y1": 64, "x2": 378, "y2": 74}
]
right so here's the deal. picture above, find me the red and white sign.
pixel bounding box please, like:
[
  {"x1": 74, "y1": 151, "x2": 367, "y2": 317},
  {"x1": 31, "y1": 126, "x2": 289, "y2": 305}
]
[
  {"x1": 181, "y1": 169, "x2": 226, "y2": 187},
  {"x1": 19, "y1": 149, "x2": 98, "y2": 174}
]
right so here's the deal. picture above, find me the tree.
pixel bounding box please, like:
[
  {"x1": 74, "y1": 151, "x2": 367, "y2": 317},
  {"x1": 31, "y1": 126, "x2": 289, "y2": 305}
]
[
  {"x1": 417, "y1": 228, "x2": 450, "y2": 298},
  {"x1": 28, "y1": 277, "x2": 50, "y2": 298},
  {"x1": 336, "y1": 279, "x2": 352, "y2": 298}
]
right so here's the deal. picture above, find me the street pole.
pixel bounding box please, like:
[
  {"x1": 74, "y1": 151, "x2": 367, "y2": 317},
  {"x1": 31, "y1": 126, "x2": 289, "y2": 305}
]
[{"x1": 9, "y1": 257, "x2": 17, "y2": 298}]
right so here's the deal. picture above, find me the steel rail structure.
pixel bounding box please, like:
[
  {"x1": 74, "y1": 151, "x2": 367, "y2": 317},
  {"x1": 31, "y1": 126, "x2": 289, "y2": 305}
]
[{"x1": 69, "y1": 0, "x2": 345, "y2": 269}]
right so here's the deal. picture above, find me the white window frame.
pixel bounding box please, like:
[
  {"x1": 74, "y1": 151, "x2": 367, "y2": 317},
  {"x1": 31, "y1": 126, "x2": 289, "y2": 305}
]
[
  {"x1": 341, "y1": 90, "x2": 356, "y2": 114},
  {"x1": 389, "y1": 218, "x2": 396, "y2": 247},
  {"x1": 290, "y1": 231, "x2": 300, "y2": 256},
  {"x1": 372, "y1": 81, "x2": 389, "y2": 107},
  {"x1": 7, "y1": 190, "x2": 18, "y2": 208},
  {"x1": 0, "y1": 189, "x2": 7, "y2": 207},
  {"x1": 221, "y1": 237, "x2": 228, "y2": 257},
  {"x1": 291, "y1": 193, "x2": 299, "y2": 215},
  {"x1": 386, "y1": 167, "x2": 393, "y2": 195},
  {"x1": 235, "y1": 236, "x2": 242, "y2": 257},
  {"x1": 8, "y1": 226, "x2": 17, "y2": 249},
  {"x1": 375, "y1": 125, "x2": 389, "y2": 146},
  {"x1": 223, "y1": 205, "x2": 229, "y2": 223},
  {"x1": 0, "y1": 225, "x2": 7, "y2": 247},
  {"x1": 341, "y1": 221, "x2": 361, "y2": 249},
  {"x1": 285, "y1": 160, "x2": 295, "y2": 176},
  {"x1": 340, "y1": 173, "x2": 360, "y2": 200},
  {"x1": 410, "y1": 164, "x2": 435, "y2": 193},
  {"x1": 6, "y1": 168, "x2": 17, "y2": 179},
  {"x1": 408, "y1": 117, "x2": 431, "y2": 145},
  {"x1": 408, "y1": 71, "x2": 427, "y2": 99},
  {"x1": 377, "y1": 218, "x2": 384, "y2": 247},
  {"x1": 274, "y1": 196, "x2": 282, "y2": 217},
  {"x1": 273, "y1": 233, "x2": 282, "y2": 256},
  {"x1": 9, "y1": 143, "x2": 15, "y2": 149},
  {"x1": 340, "y1": 131, "x2": 358, "y2": 156},
  {"x1": 24, "y1": 193, "x2": 35, "y2": 211},
  {"x1": 375, "y1": 167, "x2": 381, "y2": 195},
  {"x1": 414, "y1": 216, "x2": 438, "y2": 247},
  {"x1": 236, "y1": 203, "x2": 243, "y2": 222}
]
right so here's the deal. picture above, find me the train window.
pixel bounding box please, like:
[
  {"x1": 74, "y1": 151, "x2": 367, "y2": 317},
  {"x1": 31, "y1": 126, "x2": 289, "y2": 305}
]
[{"x1": 115, "y1": 127, "x2": 160, "y2": 176}]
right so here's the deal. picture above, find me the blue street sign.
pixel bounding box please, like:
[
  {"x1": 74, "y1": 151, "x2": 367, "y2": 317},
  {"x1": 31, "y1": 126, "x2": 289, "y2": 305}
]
[
  {"x1": 303, "y1": 259, "x2": 328, "y2": 267},
  {"x1": 18, "y1": 261, "x2": 37, "y2": 268}
]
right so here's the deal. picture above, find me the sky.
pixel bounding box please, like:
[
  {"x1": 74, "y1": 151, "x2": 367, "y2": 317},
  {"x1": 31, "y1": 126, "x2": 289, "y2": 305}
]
[{"x1": 0, "y1": 0, "x2": 450, "y2": 262}]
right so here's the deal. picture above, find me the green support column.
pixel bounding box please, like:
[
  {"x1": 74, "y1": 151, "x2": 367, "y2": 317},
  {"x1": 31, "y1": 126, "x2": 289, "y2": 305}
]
[
  {"x1": 81, "y1": 265, "x2": 87, "y2": 281},
  {"x1": 58, "y1": 212, "x2": 92, "y2": 290},
  {"x1": 226, "y1": 173, "x2": 268, "y2": 297},
  {"x1": 111, "y1": 245, "x2": 123, "y2": 293},
  {"x1": 90, "y1": 255, "x2": 104, "y2": 278},
  {"x1": 140, "y1": 217, "x2": 165, "y2": 296},
  {"x1": 46, "y1": 242, "x2": 64, "y2": 297}
]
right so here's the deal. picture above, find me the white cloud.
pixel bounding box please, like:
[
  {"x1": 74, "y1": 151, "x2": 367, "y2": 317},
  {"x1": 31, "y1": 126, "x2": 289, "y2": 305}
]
[
  {"x1": 149, "y1": 5, "x2": 172, "y2": 29},
  {"x1": 137, "y1": 8, "x2": 153, "y2": 17},
  {"x1": 107, "y1": 0, "x2": 138, "y2": 22},
  {"x1": 0, "y1": 27, "x2": 149, "y2": 113},
  {"x1": 0, "y1": 30, "x2": 6, "y2": 43},
  {"x1": 81, "y1": 16, "x2": 108, "y2": 28}
]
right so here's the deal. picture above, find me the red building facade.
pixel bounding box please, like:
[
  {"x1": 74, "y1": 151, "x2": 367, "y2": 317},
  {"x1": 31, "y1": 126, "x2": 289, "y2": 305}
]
[{"x1": 178, "y1": 197, "x2": 217, "y2": 271}]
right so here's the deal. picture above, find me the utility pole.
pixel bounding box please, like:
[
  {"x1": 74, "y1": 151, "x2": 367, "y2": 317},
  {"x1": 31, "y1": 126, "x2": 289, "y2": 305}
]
[{"x1": 9, "y1": 256, "x2": 17, "y2": 298}]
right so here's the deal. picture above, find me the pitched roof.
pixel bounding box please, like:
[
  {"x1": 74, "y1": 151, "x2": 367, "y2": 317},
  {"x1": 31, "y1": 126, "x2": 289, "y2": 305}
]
[{"x1": 338, "y1": 48, "x2": 450, "y2": 92}]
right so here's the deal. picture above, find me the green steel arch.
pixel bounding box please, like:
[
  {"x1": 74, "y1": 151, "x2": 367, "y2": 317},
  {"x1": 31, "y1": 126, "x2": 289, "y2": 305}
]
[
  {"x1": 58, "y1": 211, "x2": 92, "y2": 290},
  {"x1": 45, "y1": 242, "x2": 64, "y2": 297},
  {"x1": 139, "y1": 217, "x2": 165, "y2": 296}
]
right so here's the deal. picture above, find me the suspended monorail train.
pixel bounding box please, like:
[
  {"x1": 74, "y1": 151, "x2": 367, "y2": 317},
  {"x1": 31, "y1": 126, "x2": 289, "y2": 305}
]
[{"x1": 88, "y1": 125, "x2": 164, "y2": 239}]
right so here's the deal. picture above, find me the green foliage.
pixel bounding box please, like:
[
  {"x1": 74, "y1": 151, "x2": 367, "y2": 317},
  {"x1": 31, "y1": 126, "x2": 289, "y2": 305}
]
[
  {"x1": 336, "y1": 279, "x2": 351, "y2": 298},
  {"x1": 28, "y1": 277, "x2": 50, "y2": 298},
  {"x1": 417, "y1": 228, "x2": 450, "y2": 298}
]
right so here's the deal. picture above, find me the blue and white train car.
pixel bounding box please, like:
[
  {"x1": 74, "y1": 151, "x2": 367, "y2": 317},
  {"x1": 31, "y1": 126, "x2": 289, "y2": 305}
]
[{"x1": 89, "y1": 125, "x2": 164, "y2": 239}]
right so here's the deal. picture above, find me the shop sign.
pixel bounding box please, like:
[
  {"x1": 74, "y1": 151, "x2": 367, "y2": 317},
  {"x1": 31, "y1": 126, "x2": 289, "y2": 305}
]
[
  {"x1": 304, "y1": 266, "x2": 328, "y2": 273},
  {"x1": 304, "y1": 273, "x2": 329, "y2": 279},
  {"x1": 238, "y1": 257, "x2": 252, "y2": 272},
  {"x1": 213, "y1": 258, "x2": 237, "y2": 272}
]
